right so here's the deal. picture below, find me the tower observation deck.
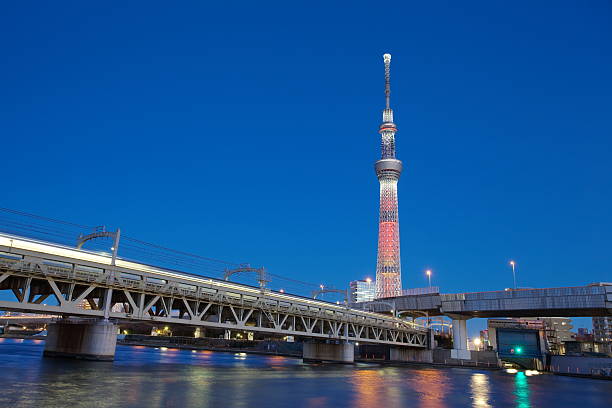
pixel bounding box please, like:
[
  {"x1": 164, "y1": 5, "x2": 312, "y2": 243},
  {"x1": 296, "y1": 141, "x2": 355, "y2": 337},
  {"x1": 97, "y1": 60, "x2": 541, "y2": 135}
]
[{"x1": 375, "y1": 53, "x2": 403, "y2": 299}]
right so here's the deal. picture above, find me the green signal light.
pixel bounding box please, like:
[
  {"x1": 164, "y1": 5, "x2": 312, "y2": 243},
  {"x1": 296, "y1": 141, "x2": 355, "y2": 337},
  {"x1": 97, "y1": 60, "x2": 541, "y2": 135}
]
[{"x1": 515, "y1": 346, "x2": 523, "y2": 354}]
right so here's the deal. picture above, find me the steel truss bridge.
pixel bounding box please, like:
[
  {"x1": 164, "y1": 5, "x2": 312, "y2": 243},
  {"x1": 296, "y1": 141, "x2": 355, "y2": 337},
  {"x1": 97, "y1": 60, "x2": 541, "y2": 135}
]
[{"x1": 0, "y1": 233, "x2": 427, "y2": 348}]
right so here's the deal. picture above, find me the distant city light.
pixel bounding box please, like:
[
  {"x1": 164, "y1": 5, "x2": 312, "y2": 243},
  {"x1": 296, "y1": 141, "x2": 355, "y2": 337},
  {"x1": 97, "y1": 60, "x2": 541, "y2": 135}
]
[{"x1": 349, "y1": 279, "x2": 376, "y2": 303}]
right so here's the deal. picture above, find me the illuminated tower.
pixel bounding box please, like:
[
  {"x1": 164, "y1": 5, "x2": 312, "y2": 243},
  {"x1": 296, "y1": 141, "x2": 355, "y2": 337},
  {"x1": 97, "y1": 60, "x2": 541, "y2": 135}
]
[{"x1": 375, "y1": 53, "x2": 403, "y2": 299}]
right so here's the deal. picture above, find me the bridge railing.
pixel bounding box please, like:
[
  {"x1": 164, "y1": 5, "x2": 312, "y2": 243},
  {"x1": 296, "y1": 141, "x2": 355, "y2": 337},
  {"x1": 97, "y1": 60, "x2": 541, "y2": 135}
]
[
  {"x1": 440, "y1": 285, "x2": 610, "y2": 301},
  {"x1": 402, "y1": 286, "x2": 440, "y2": 296}
]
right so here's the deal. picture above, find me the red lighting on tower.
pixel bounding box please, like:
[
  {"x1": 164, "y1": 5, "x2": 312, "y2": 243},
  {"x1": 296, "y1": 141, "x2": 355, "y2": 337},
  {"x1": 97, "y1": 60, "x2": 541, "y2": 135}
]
[{"x1": 375, "y1": 53, "x2": 403, "y2": 299}]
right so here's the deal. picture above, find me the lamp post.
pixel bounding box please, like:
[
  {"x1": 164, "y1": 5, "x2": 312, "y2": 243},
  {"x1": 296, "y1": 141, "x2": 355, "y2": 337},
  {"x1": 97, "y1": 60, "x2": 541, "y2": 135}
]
[
  {"x1": 426, "y1": 269, "x2": 432, "y2": 288},
  {"x1": 509, "y1": 261, "x2": 517, "y2": 289}
]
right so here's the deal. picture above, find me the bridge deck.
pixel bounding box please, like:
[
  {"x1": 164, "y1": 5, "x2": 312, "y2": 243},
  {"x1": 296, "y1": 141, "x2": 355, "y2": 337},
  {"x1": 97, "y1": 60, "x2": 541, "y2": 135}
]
[
  {"x1": 358, "y1": 285, "x2": 612, "y2": 318},
  {"x1": 0, "y1": 233, "x2": 427, "y2": 347}
]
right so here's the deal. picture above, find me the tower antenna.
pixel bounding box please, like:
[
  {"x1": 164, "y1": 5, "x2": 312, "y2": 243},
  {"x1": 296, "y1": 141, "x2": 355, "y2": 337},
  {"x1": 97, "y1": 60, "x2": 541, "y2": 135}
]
[{"x1": 384, "y1": 53, "x2": 391, "y2": 109}]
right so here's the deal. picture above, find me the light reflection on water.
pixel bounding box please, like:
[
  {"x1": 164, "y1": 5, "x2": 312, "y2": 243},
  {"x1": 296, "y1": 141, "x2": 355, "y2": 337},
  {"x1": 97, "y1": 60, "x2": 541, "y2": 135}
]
[
  {"x1": 514, "y1": 372, "x2": 531, "y2": 408},
  {"x1": 470, "y1": 373, "x2": 491, "y2": 408},
  {"x1": 0, "y1": 339, "x2": 610, "y2": 408},
  {"x1": 351, "y1": 368, "x2": 382, "y2": 408},
  {"x1": 411, "y1": 368, "x2": 449, "y2": 408}
]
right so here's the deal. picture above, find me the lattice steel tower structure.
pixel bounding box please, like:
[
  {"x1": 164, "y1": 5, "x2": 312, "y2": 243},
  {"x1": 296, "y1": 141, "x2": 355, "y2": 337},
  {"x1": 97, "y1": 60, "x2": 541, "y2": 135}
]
[{"x1": 375, "y1": 53, "x2": 403, "y2": 299}]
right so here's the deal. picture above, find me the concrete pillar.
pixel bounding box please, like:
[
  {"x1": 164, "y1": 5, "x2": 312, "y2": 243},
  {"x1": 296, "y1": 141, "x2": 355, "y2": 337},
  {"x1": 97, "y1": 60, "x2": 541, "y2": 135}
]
[
  {"x1": 390, "y1": 347, "x2": 433, "y2": 363},
  {"x1": 488, "y1": 326, "x2": 498, "y2": 350},
  {"x1": 303, "y1": 342, "x2": 354, "y2": 363},
  {"x1": 450, "y1": 317, "x2": 471, "y2": 360},
  {"x1": 44, "y1": 319, "x2": 117, "y2": 361}
]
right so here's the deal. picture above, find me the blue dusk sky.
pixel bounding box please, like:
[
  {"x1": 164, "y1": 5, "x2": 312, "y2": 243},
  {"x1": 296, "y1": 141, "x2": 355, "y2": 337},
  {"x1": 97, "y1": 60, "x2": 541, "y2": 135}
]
[{"x1": 1, "y1": 2, "x2": 611, "y2": 332}]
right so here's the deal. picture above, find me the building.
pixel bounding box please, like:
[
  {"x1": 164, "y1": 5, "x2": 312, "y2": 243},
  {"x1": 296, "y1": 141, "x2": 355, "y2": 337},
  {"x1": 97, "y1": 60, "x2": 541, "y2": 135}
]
[
  {"x1": 593, "y1": 316, "x2": 612, "y2": 343},
  {"x1": 478, "y1": 329, "x2": 490, "y2": 350},
  {"x1": 375, "y1": 53, "x2": 403, "y2": 299},
  {"x1": 575, "y1": 328, "x2": 593, "y2": 343},
  {"x1": 492, "y1": 317, "x2": 576, "y2": 354},
  {"x1": 577, "y1": 327, "x2": 590, "y2": 337},
  {"x1": 487, "y1": 318, "x2": 547, "y2": 357},
  {"x1": 349, "y1": 279, "x2": 376, "y2": 303},
  {"x1": 519, "y1": 317, "x2": 575, "y2": 354}
]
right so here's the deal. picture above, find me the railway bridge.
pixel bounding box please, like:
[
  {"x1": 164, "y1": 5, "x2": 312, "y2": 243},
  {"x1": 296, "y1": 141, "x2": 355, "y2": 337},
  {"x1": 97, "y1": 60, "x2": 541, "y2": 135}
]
[{"x1": 0, "y1": 233, "x2": 427, "y2": 361}]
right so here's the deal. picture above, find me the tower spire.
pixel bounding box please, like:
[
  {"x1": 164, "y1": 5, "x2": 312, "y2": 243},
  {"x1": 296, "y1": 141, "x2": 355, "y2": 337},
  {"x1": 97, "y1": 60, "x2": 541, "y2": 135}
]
[{"x1": 384, "y1": 53, "x2": 391, "y2": 109}]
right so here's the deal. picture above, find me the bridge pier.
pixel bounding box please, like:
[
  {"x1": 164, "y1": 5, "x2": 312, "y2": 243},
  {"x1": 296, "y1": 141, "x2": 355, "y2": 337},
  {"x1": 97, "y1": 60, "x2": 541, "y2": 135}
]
[
  {"x1": 303, "y1": 342, "x2": 354, "y2": 363},
  {"x1": 43, "y1": 319, "x2": 117, "y2": 361},
  {"x1": 389, "y1": 347, "x2": 433, "y2": 363},
  {"x1": 450, "y1": 316, "x2": 471, "y2": 360}
]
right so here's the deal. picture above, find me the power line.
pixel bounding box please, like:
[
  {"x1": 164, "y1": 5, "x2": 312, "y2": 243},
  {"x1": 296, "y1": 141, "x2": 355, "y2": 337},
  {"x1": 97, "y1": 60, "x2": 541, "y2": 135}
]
[
  {"x1": 123, "y1": 235, "x2": 239, "y2": 266},
  {"x1": 0, "y1": 207, "x2": 91, "y2": 229},
  {"x1": 0, "y1": 206, "x2": 331, "y2": 296}
]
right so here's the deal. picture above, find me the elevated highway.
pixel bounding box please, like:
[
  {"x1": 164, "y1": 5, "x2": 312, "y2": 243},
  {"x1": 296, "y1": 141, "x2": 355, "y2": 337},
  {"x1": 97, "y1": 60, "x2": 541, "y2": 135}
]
[
  {"x1": 358, "y1": 283, "x2": 611, "y2": 360},
  {"x1": 358, "y1": 285, "x2": 612, "y2": 318}
]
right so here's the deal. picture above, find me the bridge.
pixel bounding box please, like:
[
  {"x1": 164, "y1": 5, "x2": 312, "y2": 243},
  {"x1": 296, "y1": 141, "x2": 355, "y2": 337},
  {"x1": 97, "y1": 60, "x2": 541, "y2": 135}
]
[
  {"x1": 0, "y1": 232, "x2": 427, "y2": 361},
  {"x1": 360, "y1": 285, "x2": 612, "y2": 318},
  {"x1": 358, "y1": 284, "x2": 612, "y2": 359}
]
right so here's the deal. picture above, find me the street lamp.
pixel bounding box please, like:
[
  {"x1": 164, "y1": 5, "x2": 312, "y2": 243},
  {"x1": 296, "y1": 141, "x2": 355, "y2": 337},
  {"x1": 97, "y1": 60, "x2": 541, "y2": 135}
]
[
  {"x1": 473, "y1": 337, "x2": 481, "y2": 351},
  {"x1": 426, "y1": 269, "x2": 432, "y2": 288},
  {"x1": 509, "y1": 261, "x2": 517, "y2": 289}
]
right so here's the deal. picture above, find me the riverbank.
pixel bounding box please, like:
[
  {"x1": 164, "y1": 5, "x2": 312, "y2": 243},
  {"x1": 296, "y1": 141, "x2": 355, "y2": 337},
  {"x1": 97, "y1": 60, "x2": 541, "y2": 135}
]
[
  {"x1": 118, "y1": 339, "x2": 302, "y2": 358},
  {"x1": 119, "y1": 334, "x2": 303, "y2": 358},
  {"x1": 0, "y1": 333, "x2": 45, "y2": 340},
  {"x1": 354, "y1": 357, "x2": 500, "y2": 370}
]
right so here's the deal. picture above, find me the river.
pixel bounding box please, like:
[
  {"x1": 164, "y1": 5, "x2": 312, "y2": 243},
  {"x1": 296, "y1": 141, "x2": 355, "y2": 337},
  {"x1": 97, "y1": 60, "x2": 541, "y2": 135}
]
[{"x1": 0, "y1": 338, "x2": 609, "y2": 407}]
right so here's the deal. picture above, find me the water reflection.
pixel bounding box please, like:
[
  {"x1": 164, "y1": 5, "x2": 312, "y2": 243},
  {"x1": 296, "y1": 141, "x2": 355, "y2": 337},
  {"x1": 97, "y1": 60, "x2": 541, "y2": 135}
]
[
  {"x1": 0, "y1": 339, "x2": 610, "y2": 408},
  {"x1": 470, "y1": 373, "x2": 491, "y2": 407},
  {"x1": 351, "y1": 369, "x2": 382, "y2": 408},
  {"x1": 514, "y1": 372, "x2": 531, "y2": 408},
  {"x1": 411, "y1": 368, "x2": 449, "y2": 408}
]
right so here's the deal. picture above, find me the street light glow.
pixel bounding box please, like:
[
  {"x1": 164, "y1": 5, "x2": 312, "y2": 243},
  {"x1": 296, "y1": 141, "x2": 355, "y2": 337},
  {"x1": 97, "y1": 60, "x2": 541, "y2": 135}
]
[
  {"x1": 509, "y1": 260, "x2": 517, "y2": 289},
  {"x1": 426, "y1": 269, "x2": 431, "y2": 276}
]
